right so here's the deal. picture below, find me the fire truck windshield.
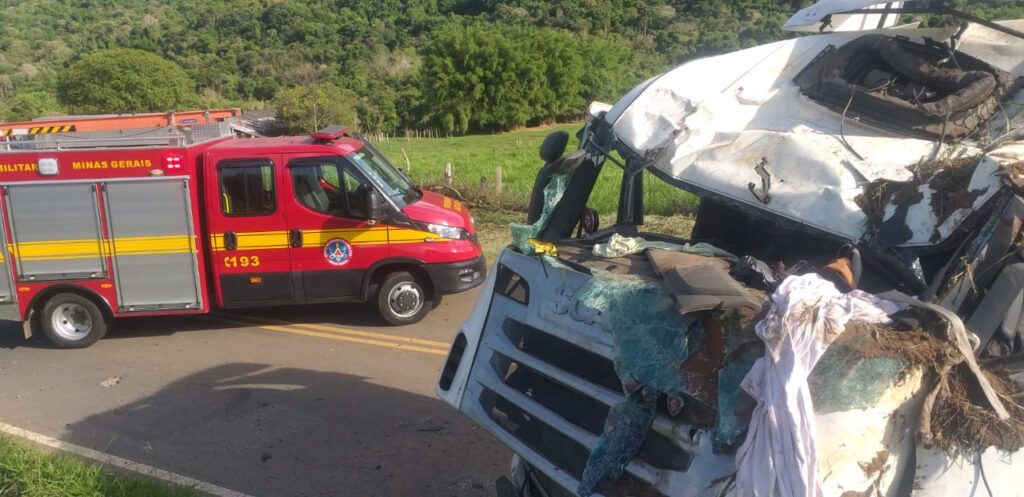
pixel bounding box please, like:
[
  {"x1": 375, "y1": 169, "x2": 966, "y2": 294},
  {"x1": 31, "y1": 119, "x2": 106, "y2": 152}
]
[{"x1": 348, "y1": 146, "x2": 419, "y2": 205}]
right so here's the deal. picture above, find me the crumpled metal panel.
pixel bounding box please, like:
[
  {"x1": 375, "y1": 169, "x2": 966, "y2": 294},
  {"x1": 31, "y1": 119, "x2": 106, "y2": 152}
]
[{"x1": 604, "y1": 23, "x2": 1022, "y2": 248}]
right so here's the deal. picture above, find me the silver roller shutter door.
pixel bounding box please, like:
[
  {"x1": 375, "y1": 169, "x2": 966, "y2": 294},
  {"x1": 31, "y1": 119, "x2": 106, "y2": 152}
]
[
  {"x1": 5, "y1": 183, "x2": 107, "y2": 280},
  {"x1": 104, "y1": 178, "x2": 202, "y2": 311}
]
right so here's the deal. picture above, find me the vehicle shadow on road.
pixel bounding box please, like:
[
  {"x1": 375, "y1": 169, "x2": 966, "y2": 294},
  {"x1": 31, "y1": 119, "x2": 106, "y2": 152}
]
[
  {"x1": 61, "y1": 362, "x2": 504, "y2": 497},
  {"x1": 220, "y1": 302, "x2": 386, "y2": 328},
  {"x1": 0, "y1": 315, "x2": 227, "y2": 349}
]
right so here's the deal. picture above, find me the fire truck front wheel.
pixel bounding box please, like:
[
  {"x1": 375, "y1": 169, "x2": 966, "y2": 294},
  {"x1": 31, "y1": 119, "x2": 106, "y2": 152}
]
[
  {"x1": 40, "y1": 293, "x2": 109, "y2": 348},
  {"x1": 376, "y1": 271, "x2": 432, "y2": 326}
]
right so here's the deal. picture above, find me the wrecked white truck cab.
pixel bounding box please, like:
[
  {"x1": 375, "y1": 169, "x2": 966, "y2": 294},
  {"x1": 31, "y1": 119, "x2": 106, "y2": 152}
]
[{"x1": 437, "y1": 3, "x2": 1024, "y2": 496}]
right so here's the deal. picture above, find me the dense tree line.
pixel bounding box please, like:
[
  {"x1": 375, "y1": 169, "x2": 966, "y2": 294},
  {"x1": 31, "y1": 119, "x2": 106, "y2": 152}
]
[{"x1": 0, "y1": 0, "x2": 1021, "y2": 134}]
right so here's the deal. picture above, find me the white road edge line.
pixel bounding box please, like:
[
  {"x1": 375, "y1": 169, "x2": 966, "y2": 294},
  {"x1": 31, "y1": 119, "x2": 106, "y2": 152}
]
[{"x1": 0, "y1": 419, "x2": 257, "y2": 497}]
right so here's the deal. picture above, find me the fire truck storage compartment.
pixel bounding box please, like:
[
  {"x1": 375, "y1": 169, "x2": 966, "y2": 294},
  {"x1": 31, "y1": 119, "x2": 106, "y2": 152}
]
[
  {"x1": 5, "y1": 182, "x2": 107, "y2": 281},
  {"x1": 102, "y1": 177, "x2": 201, "y2": 312}
]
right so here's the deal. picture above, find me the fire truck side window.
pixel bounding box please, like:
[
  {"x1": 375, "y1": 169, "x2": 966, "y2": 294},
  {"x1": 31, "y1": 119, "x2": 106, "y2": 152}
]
[
  {"x1": 290, "y1": 160, "x2": 369, "y2": 218},
  {"x1": 218, "y1": 161, "x2": 276, "y2": 216}
]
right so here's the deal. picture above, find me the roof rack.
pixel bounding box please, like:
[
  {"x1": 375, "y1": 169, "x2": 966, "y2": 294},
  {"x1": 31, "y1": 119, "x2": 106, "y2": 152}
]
[{"x1": 0, "y1": 122, "x2": 235, "y2": 153}]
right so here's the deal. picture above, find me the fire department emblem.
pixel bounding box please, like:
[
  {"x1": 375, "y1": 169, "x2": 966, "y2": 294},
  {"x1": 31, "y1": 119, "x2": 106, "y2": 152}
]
[{"x1": 324, "y1": 238, "x2": 352, "y2": 266}]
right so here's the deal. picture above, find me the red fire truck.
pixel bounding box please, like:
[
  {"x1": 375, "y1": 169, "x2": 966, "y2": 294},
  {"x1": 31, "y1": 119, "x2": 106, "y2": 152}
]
[{"x1": 0, "y1": 122, "x2": 485, "y2": 348}]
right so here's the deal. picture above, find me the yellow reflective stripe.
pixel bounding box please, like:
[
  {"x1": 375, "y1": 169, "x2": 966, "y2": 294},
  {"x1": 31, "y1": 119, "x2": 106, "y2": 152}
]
[
  {"x1": 112, "y1": 235, "x2": 194, "y2": 254},
  {"x1": 205, "y1": 226, "x2": 454, "y2": 252},
  {"x1": 208, "y1": 231, "x2": 289, "y2": 251},
  {"x1": 16, "y1": 240, "x2": 105, "y2": 259},
  {"x1": 387, "y1": 228, "x2": 447, "y2": 243},
  {"x1": 388, "y1": 239, "x2": 450, "y2": 245},
  {"x1": 234, "y1": 231, "x2": 289, "y2": 250},
  {"x1": 13, "y1": 235, "x2": 196, "y2": 260},
  {"x1": 209, "y1": 228, "x2": 393, "y2": 251},
  {"x1": 303, "y1": 227, "x2": 388, "y2": 245}
]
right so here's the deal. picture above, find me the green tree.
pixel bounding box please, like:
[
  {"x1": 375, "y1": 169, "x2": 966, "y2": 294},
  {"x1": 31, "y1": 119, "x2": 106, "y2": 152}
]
[
  {"x1": 421, "y1": 24, "x2": 589, "y2": 134},
  {"x1": 272, "y1": 82, "x2": 360, "y2": 134},
  {"x1": 57, "y1": 49, "x2": 197, "y2": 113},
  {"x1": 3, "y1": 91, "x2": 61, "y2": 121}
]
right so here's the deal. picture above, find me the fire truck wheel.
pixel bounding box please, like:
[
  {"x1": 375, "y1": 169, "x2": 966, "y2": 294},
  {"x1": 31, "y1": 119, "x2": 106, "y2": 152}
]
[
  {"x1": 377, "y1": 271, "x2": 431, "y2": 326},
  {"x1": 40, "y1": 293, "x2": 108, "y2": 348}
]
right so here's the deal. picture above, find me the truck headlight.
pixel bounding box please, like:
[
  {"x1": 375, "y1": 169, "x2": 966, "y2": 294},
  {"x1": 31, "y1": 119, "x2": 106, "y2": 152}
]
[{"x1": 425, "y1": 223, "x2": 470, "y2": 240}]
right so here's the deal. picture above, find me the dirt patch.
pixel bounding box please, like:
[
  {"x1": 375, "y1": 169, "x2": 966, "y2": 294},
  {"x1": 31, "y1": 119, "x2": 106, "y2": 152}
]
[
  {"x1": 836, "y1": 450, "x2": 891, "y2": 497},
  {"x1": 858, "y1": 449, "x2": 889, "y2": 475},
  {"x1": 891, "y1": 184, "x2": 924, "y2": 207},
  {"x1": 854, "y1": 155, "x2": 985, "y2": 230},
  {"x1": 842, "y1": 321, "x2": 959, "y2": 368},
  {"x1": 855, "y1": 179, "x2": 924, "y2": 228},
  {"x1": 855, "y1": 180, "x2": 896, "y2": 227},
  {"x1": 928, "y1": 164, "x2": 985, "y2": 227}
]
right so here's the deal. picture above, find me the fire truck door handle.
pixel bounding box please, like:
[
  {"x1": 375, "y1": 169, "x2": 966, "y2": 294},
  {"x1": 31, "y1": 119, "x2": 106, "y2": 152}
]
[
  {"x1": 290, "y1": 228, "x2": 303, "y2": 248},
  {"x1": 224, "y1": 231, "x2": 238, "y2": 251}
]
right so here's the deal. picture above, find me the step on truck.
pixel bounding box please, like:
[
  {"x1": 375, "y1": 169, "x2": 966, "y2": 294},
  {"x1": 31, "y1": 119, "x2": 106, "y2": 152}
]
[
  {"x1": 436, "y1": 3, "x2": 1024, "y2": 496},
  {"x1": 0, "y1": 122, "x2": 485, "y2": 348}
]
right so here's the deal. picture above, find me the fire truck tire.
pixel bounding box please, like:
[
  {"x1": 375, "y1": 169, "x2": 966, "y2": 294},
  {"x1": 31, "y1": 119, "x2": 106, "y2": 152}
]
[
  {"x1": 40, "y1": 293, "x2": 108, "y2": 348},
  {"x1": 376, "y1": 271, "x2": 431, "y2": 326}
]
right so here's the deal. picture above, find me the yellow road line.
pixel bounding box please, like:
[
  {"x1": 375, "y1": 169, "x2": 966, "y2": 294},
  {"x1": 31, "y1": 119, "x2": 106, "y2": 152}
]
[
  {"x1": 218, "y1": 313, "x2": 451, "y2": 348},
  {"x1": 207, "y1": 316, "x2": 448, "y2": 355}
]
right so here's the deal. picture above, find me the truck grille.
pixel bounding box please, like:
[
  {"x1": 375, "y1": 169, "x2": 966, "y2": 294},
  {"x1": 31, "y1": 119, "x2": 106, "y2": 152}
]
[{"x1": 455, "y1": 252, "x2": 735, "y2": 497}]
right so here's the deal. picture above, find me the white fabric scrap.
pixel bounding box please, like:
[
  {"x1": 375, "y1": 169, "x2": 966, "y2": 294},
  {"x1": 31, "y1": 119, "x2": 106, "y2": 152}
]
[
  {"x1": 592, "y1": 233, "x2": 738, "y2": 262},
  {"x1": 735, "y1": 274, "x2": 902, "y2": 497}
]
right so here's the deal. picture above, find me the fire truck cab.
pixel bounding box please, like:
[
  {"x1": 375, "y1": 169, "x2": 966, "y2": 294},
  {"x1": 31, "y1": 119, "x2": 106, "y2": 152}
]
[{"x1": 0, "y1": 123, "x2": 485, "y2": 348}]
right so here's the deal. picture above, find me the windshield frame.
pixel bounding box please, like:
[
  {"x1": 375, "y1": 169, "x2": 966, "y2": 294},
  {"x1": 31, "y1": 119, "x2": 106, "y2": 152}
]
[{"x1": 345, "y1": 138, "x2": 420, "y2": 207}]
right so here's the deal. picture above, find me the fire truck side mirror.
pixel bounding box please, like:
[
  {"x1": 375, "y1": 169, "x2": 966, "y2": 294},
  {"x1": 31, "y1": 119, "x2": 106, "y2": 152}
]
[{"x1": 364, "y1": 189, "x2": 386, "y2": 223}]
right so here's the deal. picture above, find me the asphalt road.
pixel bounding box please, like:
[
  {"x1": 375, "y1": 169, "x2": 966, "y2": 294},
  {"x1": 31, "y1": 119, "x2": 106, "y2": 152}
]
[{"x1": 0, "y1": 289, "x2": 509, "y2": 497}]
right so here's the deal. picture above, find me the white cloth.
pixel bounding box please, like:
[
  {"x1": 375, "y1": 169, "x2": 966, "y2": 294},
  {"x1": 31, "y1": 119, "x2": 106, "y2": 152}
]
[
  {"x1": 592, "y1": 233, "x2": 739, "y2": 262},
  {"x1": 735, "y1": 274, "x2": 901, "y2": 497}
]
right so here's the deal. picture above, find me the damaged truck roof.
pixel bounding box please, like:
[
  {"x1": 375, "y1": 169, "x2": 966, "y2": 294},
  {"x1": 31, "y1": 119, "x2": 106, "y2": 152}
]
[{"x1": 601, "y1": 19, "x2": 1024, "y2": 247}]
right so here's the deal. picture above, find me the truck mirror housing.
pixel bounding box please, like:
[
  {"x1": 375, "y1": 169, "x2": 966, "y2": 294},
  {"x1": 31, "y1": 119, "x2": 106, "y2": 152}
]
[
  {"x1": 539, "y1": 131, "x2": 569, "y2": 162},
  {"x1": 364, "y1": 189, "x2": 386, "y2": 223}
]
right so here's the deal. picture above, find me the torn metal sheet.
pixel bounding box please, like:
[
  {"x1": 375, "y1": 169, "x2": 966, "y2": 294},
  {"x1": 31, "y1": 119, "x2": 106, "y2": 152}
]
[{"x1": 605, "y1": 23, "x2": 1023, "y2": 248}]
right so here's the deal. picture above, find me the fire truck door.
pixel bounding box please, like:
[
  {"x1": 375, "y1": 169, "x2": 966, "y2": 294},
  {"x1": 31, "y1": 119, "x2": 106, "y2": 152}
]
[
  {"x1": 283, "y1": 156, "x2": 386, "y2": 300},
  {"x1": 208, "y1": 156, "x2": 295, "y2": 306}
]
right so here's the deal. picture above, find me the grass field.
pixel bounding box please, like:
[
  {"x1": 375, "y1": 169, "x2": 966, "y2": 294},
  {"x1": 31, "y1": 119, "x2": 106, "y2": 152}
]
[
  {"x1": 373, "y1": 124, "x2": 699, "y2": 217},
  {"x1": 0, "y1": 435, "x2": 200, "y2": 497}
]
